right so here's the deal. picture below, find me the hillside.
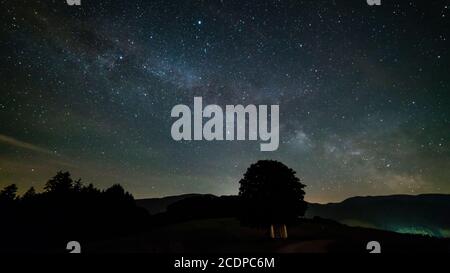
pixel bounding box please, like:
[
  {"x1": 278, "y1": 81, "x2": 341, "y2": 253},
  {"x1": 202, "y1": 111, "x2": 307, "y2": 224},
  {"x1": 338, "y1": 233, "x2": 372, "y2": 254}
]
[
  {"x1": 84, "y1": 217, "x2": 450, "y2": 253},
  {"x1": 136, "y1": 193, "x2": 450, "y2": 237},
  {"x1": 136, "y1": 193, "x2": 207, "y2": 214},
  {"x1": 306, "y1": 194, "x2": 450, "y2": 237}
]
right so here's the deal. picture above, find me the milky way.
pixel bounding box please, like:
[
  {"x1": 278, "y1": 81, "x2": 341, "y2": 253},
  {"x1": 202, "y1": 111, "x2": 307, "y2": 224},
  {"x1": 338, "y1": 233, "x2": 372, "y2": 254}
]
[{"x1": 0, "y1": 0, "x2": 449, "y2": 202}]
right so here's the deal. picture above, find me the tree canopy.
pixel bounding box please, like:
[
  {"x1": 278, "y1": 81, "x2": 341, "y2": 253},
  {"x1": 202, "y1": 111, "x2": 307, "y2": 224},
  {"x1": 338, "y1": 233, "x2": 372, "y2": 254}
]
[
  {"x1": 239, "y1": 160, "x2": 307, "y2": 226},
  {"x1": 0, "y1": 171, "x2": 149, "y2": 252}
]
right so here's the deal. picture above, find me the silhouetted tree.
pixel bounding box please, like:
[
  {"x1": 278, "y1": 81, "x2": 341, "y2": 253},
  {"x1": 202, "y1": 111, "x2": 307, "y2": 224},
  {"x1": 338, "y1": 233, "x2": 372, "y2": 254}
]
[
  {"x1": 81, "y1": 183, "x2": 100, "y2": 195},
  {"x1": 74, "y1": 179, "x2": 83, "y2": 192},
  {"x1": 0, "y1": 171, "x2": 150, "y2": 252},
  {"x1": 239, "y1": 160, "x2": 307, "y2": 238},
  {"x1": 44, "y1": 171, "x2": 80, "y2": 194},
  {"x1": 104, "y1": 184, "x2": 133, "y2": 201},
  {"x1": 0, "y1": 184, "x2": 18, "y2": 202},
  {"x1": 21, "y1": 186, "x2": 36, "y2": 200}
]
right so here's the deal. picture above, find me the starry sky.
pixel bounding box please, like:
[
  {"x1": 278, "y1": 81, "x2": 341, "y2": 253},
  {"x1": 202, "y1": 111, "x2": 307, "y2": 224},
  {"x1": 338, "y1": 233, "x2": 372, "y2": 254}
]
[{"x1": 0, "y1": 0, "x2": 449, "y2": 203}]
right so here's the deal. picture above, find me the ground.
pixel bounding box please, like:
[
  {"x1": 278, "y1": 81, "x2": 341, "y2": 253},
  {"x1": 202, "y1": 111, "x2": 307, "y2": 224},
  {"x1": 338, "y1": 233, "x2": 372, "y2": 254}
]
[{"x1": 83, "y1": 218, "x2": 450, "y2": 253}]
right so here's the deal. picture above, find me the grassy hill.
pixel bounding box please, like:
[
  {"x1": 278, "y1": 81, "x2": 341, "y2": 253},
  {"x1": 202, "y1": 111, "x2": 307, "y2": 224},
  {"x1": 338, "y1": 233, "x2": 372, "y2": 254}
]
[
  {"x1": 84, "y1": 217, "x2": 450, "y2": 253},
  {"x1": 136, "y1": 193, "x2": 207, "y2": 214},
  {"x1": 306, "y1": 194, "x2": 450, "y2": 237},
  {"x1": 136, "y1": 193, "x2": 450, "y2": 238}
]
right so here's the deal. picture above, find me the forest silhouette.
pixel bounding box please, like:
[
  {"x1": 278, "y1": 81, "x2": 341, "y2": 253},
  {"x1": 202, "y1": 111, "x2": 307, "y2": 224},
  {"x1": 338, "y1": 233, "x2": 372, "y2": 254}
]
[
  {"x1": 0, "y1": 160, "x2": 307, "y2": 252},
  {"x1": 0, "y1": 171, "x2": 149, "y2": 252}
]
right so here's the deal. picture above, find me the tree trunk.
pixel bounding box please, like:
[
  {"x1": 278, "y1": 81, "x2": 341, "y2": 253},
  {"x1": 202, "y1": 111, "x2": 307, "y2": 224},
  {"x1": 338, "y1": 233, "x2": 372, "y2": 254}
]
[{"x1": 269, "y1": 224, "x2": 288, "y2": 239}]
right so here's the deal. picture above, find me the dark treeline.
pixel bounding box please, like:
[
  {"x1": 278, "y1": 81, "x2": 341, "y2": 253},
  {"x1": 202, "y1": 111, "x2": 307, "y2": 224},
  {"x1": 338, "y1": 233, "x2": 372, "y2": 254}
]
[
  {"x1": 0, "y1": 160, "x2": 308, "y2": 252},
  {"x1": 0, "y1": 171, "x2": 149, "y2": 252},
  {"x1": 0, "y1": 172, "x2": 242, "y2": 252}
]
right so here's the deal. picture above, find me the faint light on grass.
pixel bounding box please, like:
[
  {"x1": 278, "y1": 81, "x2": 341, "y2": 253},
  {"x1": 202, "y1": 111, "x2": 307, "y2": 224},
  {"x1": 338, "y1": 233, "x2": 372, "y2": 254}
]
[
  {"x1": 439, "y1": 229, "x2": 450, "y2": 238},
  {"x1": 393, "y1": 226, "x2": 439, "y2": 237}
]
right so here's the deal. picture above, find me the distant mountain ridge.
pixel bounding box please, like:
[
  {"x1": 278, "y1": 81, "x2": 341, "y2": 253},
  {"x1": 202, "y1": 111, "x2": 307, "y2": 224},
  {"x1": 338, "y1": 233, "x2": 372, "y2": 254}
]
[
  {"x1": 136, "y1": 193, "x2": 208, "y2": 214},
  {"x1": 136, "y1": 193, "x2": 450, "y2": 237},
  {"x1": 306, "y1": 194, "x2": 450, "y2": 237}
]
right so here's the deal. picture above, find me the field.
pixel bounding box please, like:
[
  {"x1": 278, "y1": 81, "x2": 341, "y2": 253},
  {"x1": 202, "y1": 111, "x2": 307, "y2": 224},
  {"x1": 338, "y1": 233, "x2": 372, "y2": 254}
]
[{"x1": 84, "y1": 217, "x2": 450, "y2": 253}]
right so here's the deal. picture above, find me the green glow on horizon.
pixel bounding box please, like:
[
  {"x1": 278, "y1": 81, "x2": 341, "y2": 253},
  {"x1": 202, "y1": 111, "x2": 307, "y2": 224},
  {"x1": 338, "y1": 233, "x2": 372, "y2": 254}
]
[{"x1": 393, "y1": 226, "x2": 439, "y2": 237}]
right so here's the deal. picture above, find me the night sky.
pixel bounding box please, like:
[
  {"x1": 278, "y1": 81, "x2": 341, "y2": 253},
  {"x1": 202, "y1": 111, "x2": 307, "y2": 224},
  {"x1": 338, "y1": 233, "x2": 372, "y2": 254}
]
[{"x1": 0, "y1": 0, "x2": 449, "y2": 203}]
